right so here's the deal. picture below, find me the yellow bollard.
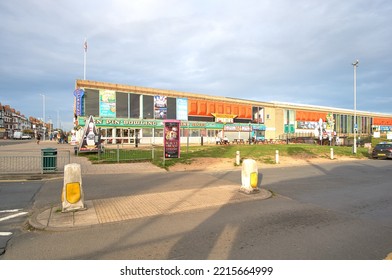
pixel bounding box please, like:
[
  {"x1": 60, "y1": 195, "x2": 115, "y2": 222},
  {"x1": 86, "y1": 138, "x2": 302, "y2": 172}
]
[
  {"x1": 240, "y1": 159, "x2": 260, "y2": 194},
  {"x1": 62, "y1": 163, "x2": 85, "y2": 212}
]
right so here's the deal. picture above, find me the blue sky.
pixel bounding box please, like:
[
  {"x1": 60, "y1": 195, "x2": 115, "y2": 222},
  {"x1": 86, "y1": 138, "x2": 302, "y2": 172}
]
[{"x1": 1, "y1": 0, "x2": 391, "y2": 130}]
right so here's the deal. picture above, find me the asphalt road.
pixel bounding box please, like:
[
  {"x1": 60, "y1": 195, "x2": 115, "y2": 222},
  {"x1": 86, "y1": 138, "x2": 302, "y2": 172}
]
[{"x1": 1, "y1": 159, "x2": 392, "y2": 259}]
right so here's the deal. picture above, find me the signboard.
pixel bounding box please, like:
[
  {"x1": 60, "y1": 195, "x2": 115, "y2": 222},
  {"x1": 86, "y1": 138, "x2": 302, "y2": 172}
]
[
  {"x1": 224, "y1": 124, "x2": 252, "y2": 132},
  {"x1": 99, "y1": 90, "x2": 116, "y2": 118},
  {"x1": 154, "y1": 96, "x2": 167, "y2": 119},
  {"x1": 212, "y1": 113, "x2": 237, "y2": 124},
  {"x1": 78, "y1": 115, "x2": 100, "y2": 153},
  {"x1": 73, "y1": 88, "x2": 84, "y2": 116},
  {"x1": 163, "y1": 120, "x2": 180, "y2": 158},
  {"x1": 176, "y1": 98, "x2": 188, "y2": 121}
]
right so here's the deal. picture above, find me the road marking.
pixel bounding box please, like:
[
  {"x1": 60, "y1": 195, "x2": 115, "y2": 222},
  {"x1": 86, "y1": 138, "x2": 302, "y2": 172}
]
[
  {"x1": 0, "y1": 209, "x2": 23, "y2": 213},
  {"x1": 0, "y1": 232, "x2": 12, "y2": 236},
  {"x1": 0, "y1": 212, "x2": 28, "y2": 222}
]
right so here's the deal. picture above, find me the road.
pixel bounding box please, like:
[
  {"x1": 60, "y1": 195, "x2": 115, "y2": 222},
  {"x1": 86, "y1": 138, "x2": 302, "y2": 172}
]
[
  {"x1": 1, "y1": 159, "x2": 392, "y2": 259},
  {"x1": 0, "y1": 181, "x2": 42, "y2": 254}
]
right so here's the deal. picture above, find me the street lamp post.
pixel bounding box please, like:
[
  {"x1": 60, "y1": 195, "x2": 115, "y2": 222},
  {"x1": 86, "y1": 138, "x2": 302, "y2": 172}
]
[
  {"x1": 40, "y1": 94, "x2": 46, "y2": 141},
  {"x1": 352, "y1": 60, "x2": 359, "y2": 154}
]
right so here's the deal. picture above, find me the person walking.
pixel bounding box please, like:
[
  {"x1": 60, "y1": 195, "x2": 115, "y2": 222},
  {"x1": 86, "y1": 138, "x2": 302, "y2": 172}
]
[{"x1": 36, "y1": 133, "x2": 41, "y2": 145}]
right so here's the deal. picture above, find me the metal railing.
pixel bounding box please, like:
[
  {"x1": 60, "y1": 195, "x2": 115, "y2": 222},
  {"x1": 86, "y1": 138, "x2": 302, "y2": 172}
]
[
  {"x1": 0, "y1": 150, "x2": 70, "y2": 174},
  {"x1": 96, "y1": 145, "x2": 155, "y2": 163}
]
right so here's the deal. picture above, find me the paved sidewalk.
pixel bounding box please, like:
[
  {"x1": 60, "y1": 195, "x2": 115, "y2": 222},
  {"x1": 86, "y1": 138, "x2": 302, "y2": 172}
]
[{"x1": 29, "y1": 185, "x2": 272, "y2": 231}]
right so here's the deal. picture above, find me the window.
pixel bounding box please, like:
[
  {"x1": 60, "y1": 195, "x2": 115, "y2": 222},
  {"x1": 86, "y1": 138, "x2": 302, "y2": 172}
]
[
  {"x1": 84, "y1": 89, "x2": 99, "y2": 117},
  {"x1": 143, "y1": 95, "x2": 154, "y2": 119},
  {"x1": 130, "y1": 93, "x2": 140, "y2": 118},
  {"x1": 154, "y1": 129, "x2": 163, "y2": 137},
  {"x1": 116, "y1": 92, "x2": 128, "y2": 118},
  {"x1": 167, "y1": 97, "x2": 176, "y2": 119},
  {"x1": 143, "y1": 128, "x2": 153, "y2": 137}
]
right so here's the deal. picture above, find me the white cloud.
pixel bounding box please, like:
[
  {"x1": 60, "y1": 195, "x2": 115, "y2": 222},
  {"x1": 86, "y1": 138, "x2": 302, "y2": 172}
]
[{"x1": 1, "y1": 0, "x2": 392, "y2": 131}]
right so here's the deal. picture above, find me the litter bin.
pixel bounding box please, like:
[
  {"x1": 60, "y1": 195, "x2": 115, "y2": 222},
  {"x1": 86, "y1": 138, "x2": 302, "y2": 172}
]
[{"x1": 42, "y1": 148, "x2": 57, "y2": 173}]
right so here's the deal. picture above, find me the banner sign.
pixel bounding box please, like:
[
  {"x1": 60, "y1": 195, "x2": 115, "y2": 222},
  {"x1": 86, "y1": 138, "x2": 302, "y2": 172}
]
[
  {"x1": 164, "y1": 120, "x2": 180, "y2": 158},
  {"x1": 73, "y1": 88, "x2": 84, "y2": 116},
  {"x1": 77, "y1": 117, "x2": 262, "y2": 131},
  {"x1": 380, "y1": 126, "x2": 392, "y2": 131},
  {"x1": 176, "y1": 98, "x2": 188, "y2": 121},
  {"x1": 99, "y1": 90, "x2": 116, "y2": 118},
  {"x1": 154, "y1": 96, "x2": 167, "y2": 119}
]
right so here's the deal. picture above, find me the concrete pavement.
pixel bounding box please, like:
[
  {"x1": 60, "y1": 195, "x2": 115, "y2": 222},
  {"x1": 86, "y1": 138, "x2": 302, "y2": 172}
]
[
  {"x1": 1, "y1": 140, "x2": 271, "y2": 231},
  {"x1": 29, "y1": 185, "x2": 271, "y2": 231}
]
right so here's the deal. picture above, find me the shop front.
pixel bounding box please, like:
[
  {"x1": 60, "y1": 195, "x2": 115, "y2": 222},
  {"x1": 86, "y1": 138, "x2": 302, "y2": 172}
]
[{"x1": 77, "y1": 117, "x2": 266, "y2": 145}]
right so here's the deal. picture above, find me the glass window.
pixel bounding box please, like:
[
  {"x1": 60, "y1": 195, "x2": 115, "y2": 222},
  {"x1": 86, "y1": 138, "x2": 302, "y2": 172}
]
[
  {"x1": 130, "y1": 93, "x2": 140, "y2": 119},
  {"x1": 191, "y1": 129, "x2": 200, "y2": 137},
  {"x1": 116, "y1": 92, "x2": 128, "y2": 118},
  {"x1": 84, "y1": 89, "x2": 99, "y2": 117},
  {"x1": 143, "y1": 128, "x2": 153, "y2": 137},
  {"x1": 167, "y1": 97, "x2": 176, "y2": 119},
  {"x1": 154, "y1": 129, "x2": 163, "y2": 137},
  {"x1": 143, "y1": 95, "x2": 154, "y2": 119}
]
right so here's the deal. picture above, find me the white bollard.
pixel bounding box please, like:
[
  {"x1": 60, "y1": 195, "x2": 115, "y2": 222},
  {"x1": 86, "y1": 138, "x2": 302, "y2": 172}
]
[
  {"x1": 275, "y1": 150, "x2": 279, "y2": 164},
  {"x1": 235, "y1": 151, "x2": 240, "y2": 166},
  {"x1": 330, "y1": 148, "x2": 334, "y2": 160},
  {"x1": 240, "y1": 159, "x2": 260, "y2": 194},
  {"x1": 61, "y1": 163, "x2": 85, "y2": 212}
]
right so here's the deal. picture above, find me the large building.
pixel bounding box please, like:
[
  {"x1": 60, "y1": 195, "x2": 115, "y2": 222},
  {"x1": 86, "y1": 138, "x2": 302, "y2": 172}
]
[{"x1": 74, "y1": 79, "x2": 392, "y2": 145}]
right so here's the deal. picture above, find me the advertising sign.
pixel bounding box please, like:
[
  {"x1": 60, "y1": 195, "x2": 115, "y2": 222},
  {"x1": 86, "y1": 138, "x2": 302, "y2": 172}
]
[
  {"x1": 99, "y1": 90, "x2": 116, "y2": 117},
  {"x1": 163, "y1": 120, "x2": 180, "y2": 158},
  {"x1": 78, "y1": 115, "x2": 100, "y2": 153},
  {"x1": 176, "y1": 98, "x2": 188, "y2": 121},
  {"x1": 154, "y1": 96, "x2": 167, "y2": 119},
  {"x1": 73, "y1": 88, "x2": 84, "y2": 116}
]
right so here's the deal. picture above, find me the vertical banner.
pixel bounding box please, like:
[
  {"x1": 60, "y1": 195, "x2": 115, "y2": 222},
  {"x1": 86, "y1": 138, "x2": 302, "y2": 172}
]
[
  {"x1": 154, "y1": 96, "x2": 167, "y2": 119},
  {"x1": 163, "y1": 120, "x2": 180, "y2": 158},
  {"x1": 176, "y1": 97, "x2": 188, "y2": 121},
  {"x1": 73, "y1": 88, "x2": 85, "y2": 116},
  {"x1": 99, "y1": 90, "x2": 116, "y2": 117}
]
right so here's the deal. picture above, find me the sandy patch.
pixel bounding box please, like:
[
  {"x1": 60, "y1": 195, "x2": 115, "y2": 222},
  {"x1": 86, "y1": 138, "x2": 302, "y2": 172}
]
[{"x1": 168, "y1": 155, "x2": 363, "y2": 172}]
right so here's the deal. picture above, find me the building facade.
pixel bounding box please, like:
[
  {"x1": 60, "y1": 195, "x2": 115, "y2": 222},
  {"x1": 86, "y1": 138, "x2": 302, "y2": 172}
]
[{"x1": 74, "y1": 80, "x2": 392, "y2": 145}]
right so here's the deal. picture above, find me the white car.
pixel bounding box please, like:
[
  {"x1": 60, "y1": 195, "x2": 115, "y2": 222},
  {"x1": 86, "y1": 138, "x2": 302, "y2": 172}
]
[{"x1": 21, "y1": 134, "x2": 32, "y2": 140}]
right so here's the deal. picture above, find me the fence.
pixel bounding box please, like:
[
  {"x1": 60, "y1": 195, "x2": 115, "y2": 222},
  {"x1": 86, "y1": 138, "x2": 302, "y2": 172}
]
[
  {"x1": 0, "y1": 150, "x2": 71, "y2": 174},
  {"x1": 95, "y1": 145, "x2": 155, "y2": 163}
]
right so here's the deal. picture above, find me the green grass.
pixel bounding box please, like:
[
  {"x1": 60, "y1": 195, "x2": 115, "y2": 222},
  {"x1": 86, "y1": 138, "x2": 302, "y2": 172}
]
[
  {"x1": 79, "y1": 143, "x2": 371, "y2": 169},
  {"x1": 154, "y1": 143, "x2": 370, "y2": 169}
]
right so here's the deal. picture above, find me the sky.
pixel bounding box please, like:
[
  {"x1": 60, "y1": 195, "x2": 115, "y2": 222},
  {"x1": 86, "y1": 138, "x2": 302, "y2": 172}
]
[{"x1": 1, "y1": 0, "x2": 392, "y2": 131}]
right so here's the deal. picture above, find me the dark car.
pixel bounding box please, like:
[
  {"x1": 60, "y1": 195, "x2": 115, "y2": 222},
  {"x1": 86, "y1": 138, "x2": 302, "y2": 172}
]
[{"x1": 371, "y1": 142, "x2": 392, "y2": 159}]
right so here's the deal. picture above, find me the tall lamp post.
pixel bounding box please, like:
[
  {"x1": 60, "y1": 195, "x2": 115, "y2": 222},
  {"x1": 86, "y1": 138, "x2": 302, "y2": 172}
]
[
  {"x1": 352, "y1": 60, "x2": 359, "y2": 154},
  {"x1": 40, "y1": 94, "x2": 46, "y2": 141}
]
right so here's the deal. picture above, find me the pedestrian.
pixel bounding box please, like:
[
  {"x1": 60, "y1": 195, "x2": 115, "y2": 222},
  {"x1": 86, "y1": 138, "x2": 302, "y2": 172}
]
[{"x1": 36, "y1": 134, "x2": 41, "y2": 145}]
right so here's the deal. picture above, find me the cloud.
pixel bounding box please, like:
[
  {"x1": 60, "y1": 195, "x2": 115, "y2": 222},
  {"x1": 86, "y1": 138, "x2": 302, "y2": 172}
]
[{"x1": 1, "y1": 0, "x2": 392, "y2": 131}]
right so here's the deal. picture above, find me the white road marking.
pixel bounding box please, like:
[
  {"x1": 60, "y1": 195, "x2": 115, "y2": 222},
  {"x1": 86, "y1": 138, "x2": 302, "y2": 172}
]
[
  {"x1": 0, "y1": 232, "x2": 12, "y2": 236},
  {"x1": 0, "y1": 212, "x2": 28, "y2": 222},
  {"x1": 0, "y1": 209, "x2": 23, "y2": 213}
]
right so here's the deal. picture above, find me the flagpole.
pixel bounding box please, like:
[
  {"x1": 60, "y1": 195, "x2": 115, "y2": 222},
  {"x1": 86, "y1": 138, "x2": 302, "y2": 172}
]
[{"x1": 83, "y1": 38, "x2": 87, "y2": 80}]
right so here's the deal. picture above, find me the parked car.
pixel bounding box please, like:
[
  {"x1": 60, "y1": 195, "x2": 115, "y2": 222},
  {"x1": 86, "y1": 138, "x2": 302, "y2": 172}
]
[
  {"x1": 371, "y1": 142, "x2": 392, "y2": 159},
  {"x1": 21, "y1": 134, "x2": 32, "y2": 140},
  {"x1": 13, "y1": 131, "x2": 22, "y2": 139}
]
